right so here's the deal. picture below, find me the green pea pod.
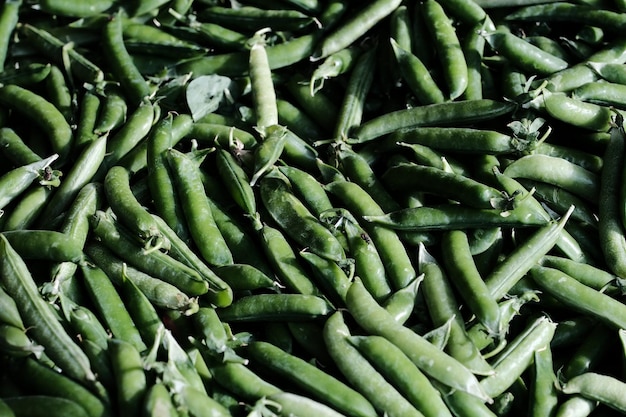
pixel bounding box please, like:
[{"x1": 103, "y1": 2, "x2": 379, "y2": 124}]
[
  {"x1": 257, "y1": 223, "x2": 320, "y2": 296},
  {"x1": 419, "y1": 245, "x2": 495, "y2": 376},
  {"x1": 531, "y1": 265, "x2": 626, "y2": 330},
  {"x1": 38, "y1": 134, "x2": 107, "y2": 227},
  {"x1": 2, "y1": 396, "x2": 90, "y2": 417},
  {"x1": 263, "y1": 392, "x2": 352, "y2": 417},
  {"x1": 299, "y1": 249, "x2": 352, "y2": 307},
  {"x1": 247, "y1": 340, "x2": 378, "y2": 417},
  {"x1": 249, "y1": 125, "x2": 288, "y2": 186},
  {"x1": 109, "y1": 338, "x2": 147, "y2": 417},
  {"x1": 260, "y1": 173, "x2": 346, "y2": 263},
  {"x1": 0, "y1": 154, "x2": 59, "y2": 211},
  {"x1": 352, "y1": 99, "x2": 516, "y2": 143},
  {"x1": 0, "y1": 324, "x2": 43, "y2": 357},
  {"x1": 348, "y1": 335, "x2": 453, "y2": 417},
  {"x1": 167, "y1": 148, "x2": 234, "y2": 266},
  {"x1": 0, "y1": 85, "x2": 73, "y2": 164},
  {"x1": 89, "y1": 210, "x2": 209, "y2": 296},
  {"x1": 322, "y1": 310, "x2": 433, "y2": 417},
  {"x1": 1, "y1": 230, "x2": 83, "y2": 263},
  {"x1": 217, "y1": 293, "x2": 333, "y2": 322},
  {"x1": 249, "y1": 29, "x2": 278, "y2": 132},
  {"x1": 0, "y1": 127, "x2": 42, "y2": 166},
  {"x1": 20, "y1": 23, "x2": 105, "y2": 85},
  {"x1": 142, "y1": 383, "x2": 179, "y2": 417},
  {"x1": 325, "y1": 179, "x2": 415, "y2": 290},
  {"x1": 479, "y1": 315, "x2": 557, "y2": 399},
  {"x1": 0, "y1": 285, "x2": 24, "y2": 330},
  {"x1": 345, "y1": 277, "x2": 492, "y2": 402},
  {"x1": 422, "y1": 0, "x2": 468, "y2": 100},
  {"x1": 102, "y1": 12, "x2": 151, "y2": 106},
  {"x1": 105, "y1": 166, "x2": 167, "y2": 251},
  {"x1": 213, "y1": 263, "x2": 276, "y2": 292},
  {"x1": 214, "y1": 147, "x2": 257, "y2": 218},
  {"x1": 484, "y1": 206, "x2": 574, "y2": 301},
  {"x1": 382, "y1": 274, "x2": 423, "y2": 325}
]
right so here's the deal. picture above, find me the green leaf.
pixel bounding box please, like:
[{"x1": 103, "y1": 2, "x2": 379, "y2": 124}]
[{"x1": 186, "y1": 74, "x2": 233, "y2": 122}]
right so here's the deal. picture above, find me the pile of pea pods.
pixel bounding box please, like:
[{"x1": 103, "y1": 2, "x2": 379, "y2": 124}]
[{"x1": 4, "y1": 0, "x2": 626, "y2": 415}]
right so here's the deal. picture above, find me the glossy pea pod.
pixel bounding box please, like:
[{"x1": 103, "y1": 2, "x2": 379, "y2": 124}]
[
  {"x1": 530, "y1": 265, "x2": 626, "y2": 330},
  {"x1": 0, "y1": 235, "x2": 97, "y2": 387},
  {"x1": 422, "y1": 0, "x2": 468, "y2": 100},
  {"x1": 93, "y1": 85, "x2": 128, "y2": 135},
  {"x1": 598, "y1": 113, "x2": 626, "y2": 278},
  {"x1": 19, "y1": 23, "x2": 105, "y2": 85},
  {"x1": 260, "y1": 172, "x2": 346, "y2": 262},
  {"x1": 1, "y1": 396, "x2": 90, "y2": 417},
  {"x1": 418, "y1": 245, "x2": 494, "y2": 376},
  {"x1": 345, "y1": 277, "x2": 491, "y2": 402},
  {"x1": 383, "y1": 162, "x2": 508, "y2": 209},
  {"x1": 348, "y1": 334, "x2": 453, "y2": 417},
  {"x1": 217, "y1": 293, "x2": 333, "y2": 323},
  {"x1": 1, "y1": 230, "x2": 84, "y2": 263},
  {"x1": 299, "y1": 249, "x2": 352, "y2": 307},
  {"x1": 441, "y1": 229, "x2": 501, "y2": 336},
  {"x1": 503, "y1": 153, "x2": 600, "y2": 203},
  {"x1": 0, "y1": 0, "x2": 20, "y2": 70},
  {"x1": 256, "y1": 223, "x2": 320, "y2": 296},
  {"x1": 479, "y1": 315, "x2": 557, "y2": 399},
  {"x1": 484, "y1": 206, "x2": 574, "y2": 301},
  {"x1": 167, "y1": 148, "x2": 234, "y2": 266},
  {"x1": 89, "y1": 210, "x2": 209, "y2": 296},
  {"x1": 322, "y1": 311, "x2": 427, "y2": 417},
  {"x1": 325, "y1": 179, "x2": 416, "y2": 290},
  {"x1": 248, "y1": 29, "x2": 279, "y2": 132},
  {"x1": 1, "y1": 186, "x2": 53, "y2": 232},
  {"x1": 105, "y1": 165, "x2": 167, "y2": 251},
  {"x1": 37, "y1": 134, "x2": 107, "y2": 227},
  {"x1": 351, "y1": 98, "x2": 516, "y2": 143},
  {"x1": 260, "y1": 392, "x2": 350, "y2": 417},
  {"x1": 249, "y1": 125, "x2": 288, "y2": 186},
  {"x1": 0, "y1": 84, "x2": 73, "y2": 164},
  {"x1": 560, "y1": 372, "x2": 626, "y2": 413},
  {"x1": 246, "y1": 340, "x2": 378, "y2": 417},
  {"x1": 214, "y1": 147, "x2": 257, "y2": 218},
  {"x1": 311, "y1": 0, "x2": 403, "y2": 60},
  {"x1": 198, "y1": 5, "x2": 316, "y2": 32},
  {"x1": 0, "y1": 127, "x2": 42, "y2": 167},
  {"x1": 102, "y1": 12, "x2": 151, "y2": 106},
  {"x1": 333, "y1": 47, "x2": 378, "y2": 140},
  {"x1": 80, "y1": 261, "x2": 147, "y2": 353},
  {"x1": 145, "y1": 113, "x2": 193, "y2": 244},
  {"x1": 108, "y1": 338, "x2": 147, "y2": 417},
  {"x1": 309, "y1": 45, "x2": 362, "y2": 96},
  {"x1": 84, "y1": 242, "x2": 199, "y2": 312}
]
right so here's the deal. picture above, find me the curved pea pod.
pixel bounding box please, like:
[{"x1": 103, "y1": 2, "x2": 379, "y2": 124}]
[
  {"x1": 214, "y1": 147, "x2": 257, "y2": 218},
  {"x1": 309, "y1": 45, "x2": 362, "y2": 95},
  {"x1": 0, "y1": 235, "x2": 97, "y2": 387},
  {"x1": 141, "y1": 382, "x2": 178, "y2": 417},
  {"x1": 277, "y1": 165, "x2": 334, "y2": 218},
  {"x1": 0, "y1": 230, "x2": 84, "y2": 263},
  {"x1": 388, "y1": 127, "x2": 519, "y2": 155},
  {"x1": 217, "y1": 293, "x2": 333, "y2": 322},
  {"x1": 260, "y1": 173, "x2": 346, "y2": 262},
  {"x1": 325, "y1": 179, "x2": 416, "y2": 290},
  {"x1": 0, "y1": 324, "x2": 43, "y2": 357},
  {"x1": 0, "y1": 85, "x2": 73, "y2": 164},
  {"x1": 166, "y1": 148, "x2": 233, "y2": 267},
  {"x1": 109, "y1": 338, "x2": 147, "y2": 417},
  {"x1": 311, "y1": 0, "x2": 403, "y2": 60},
  {"x1": 382, "y1": 274, "x2": 423, "y2": 325},
  {"x1": 479, "y1": 315, "x2": 557, "y2": 399},
  {"x1": 0, "y1": 154, "x2": 59, "y2": 211},
  {"x1": 249, "y1": 125, "x2": 288, "y2": 186},
  {"x1": 503, "y1": 153, "x2": 599, "y2": 203},
  {"x1": 263, "y1": 392, "x2": 351, "y2": 417},
  {"x1": 572, "y1": 80, "x2": 626, "y2": 109},
  {"x1": 530, "y1": 265, "x2": 626, "y2": 330},
  {"x1": 257, "y1": 223, "x2": 320, "y2": 296},
  {"x1": 299, "y1": 249, "x2": 352, "y2": 307},
  {"x1": 89, "y1": 210, "x2": 209, "y2": 297},
  {"x1": 11, "y1": 356, "x2": 113, "y2": 417},
  {"x1": 527, "y1": 90, "x2": 617, "y2": 132},
  {"x1": 348, "y1": 334, "x2": 453, "y2": 417},
  {"x1": 351, "y1": 99, "x2": 516, "y2": 143},
  {"x1": 383, "y1": 162, "x2": 507, "y2": 209},
  {"x1": 560, "y1": 372, "x2": 626, "y2": 413},
  {"x1": 247, "y1": 340, "x2": 378, "y2": 417},
  {"x1": 390, "y1": 37, "x2": 445, "y2": 105},
  {"x1": 213, "y1": 263, "x2": 277, "y2": 292},
  {"x1": 0, "y1": 285, "x2": 24, "y2": 330},
  {"x1": 322, "y1": 311, "x2": 427, "y2": 417},
  {"x1": 587, "y1": 61, "x2": 626, "y2": 85},
  {"x1": 345, "y1": 277, "x2": 492, "y2": 402},
  {"x1": 484, "y1": 30, "x2": 569, "y2": 76}
]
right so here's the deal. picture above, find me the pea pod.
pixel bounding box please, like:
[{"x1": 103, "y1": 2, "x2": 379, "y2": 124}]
[
  {"x1": 0, "y1": 154, "x2": 59, "y2": 211},
  {"x1": 247, "y1": 340, "x2": 378, "y2": 417},
  {"x1": 0, "y1": 234, "x2": 96, "y2": 386},
  {"x1": 218, "y1": 293, "x2": 333, "y2": 322},
  {"x1": 345, "y1": 277, "x2": 491, "y2": 402},
  {"x1": 560, "y1": 372, "x2": 626, "y2": 413},
  {"x1": 260, "y1": 172, "x2": 346, "y2": 262}
]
